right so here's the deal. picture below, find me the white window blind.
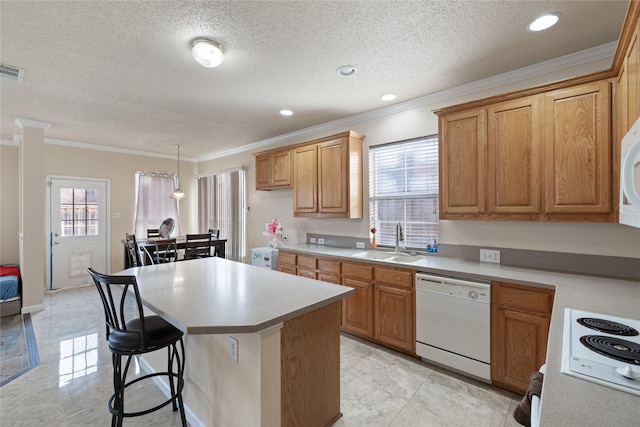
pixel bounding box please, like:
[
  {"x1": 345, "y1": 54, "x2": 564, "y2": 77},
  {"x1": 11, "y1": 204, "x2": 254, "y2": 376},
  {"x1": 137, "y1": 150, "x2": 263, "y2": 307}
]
[
  {"x1": 198, "y1": 169, "x2": 246, "y2": 261},
  {"x1": 369, "y1": 135, "x2": 439, "y2": 250},
  {"x1": 133, "y1": 173, "x2": 181, "y2": 238}
]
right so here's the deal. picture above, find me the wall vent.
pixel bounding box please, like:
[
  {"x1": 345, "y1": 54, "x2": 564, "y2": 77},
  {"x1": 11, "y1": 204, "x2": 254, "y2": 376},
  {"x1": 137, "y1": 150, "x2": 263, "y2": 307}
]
[{"x1": 0, "y1": 63, "x2": 24, "y2": 82}]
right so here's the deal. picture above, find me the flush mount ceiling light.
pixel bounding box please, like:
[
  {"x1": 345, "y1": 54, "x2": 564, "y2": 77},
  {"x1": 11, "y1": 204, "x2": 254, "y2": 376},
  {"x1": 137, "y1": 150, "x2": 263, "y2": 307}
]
[
  {"x1": 170, "y1": 144, "x2": 186, "y2": 200},
  {"x1": 528, "y1": 13, "x2": 561, "y2": 32},
  {"x1": 381, "y1": 94, "x2": 397, "y2": 101},
  {"x1": 191, "y1": 38, "x2": 224, "y2": 68},
  {"x1": 280, "y1": 109, "x2": 293, "y2": 116},
  {"x1": 336, "y1": 65, "x2": 357, "y2": 77}
]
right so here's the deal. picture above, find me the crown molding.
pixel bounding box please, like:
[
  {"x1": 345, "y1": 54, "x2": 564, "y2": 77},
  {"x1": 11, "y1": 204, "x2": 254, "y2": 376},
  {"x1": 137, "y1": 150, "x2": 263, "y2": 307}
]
[
  {"x1": 197, "y1": 42, "x2": 617, "y2": 162},
  {"x1": 15, "y1": 118, "x2": 51, "y2": 129}
]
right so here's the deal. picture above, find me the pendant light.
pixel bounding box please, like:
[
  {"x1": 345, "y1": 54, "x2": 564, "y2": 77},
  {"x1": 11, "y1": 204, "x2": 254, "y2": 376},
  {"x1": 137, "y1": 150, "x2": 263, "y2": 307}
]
[{"x1": 170, "y1": 144, "x2": 186, "y2": 200}]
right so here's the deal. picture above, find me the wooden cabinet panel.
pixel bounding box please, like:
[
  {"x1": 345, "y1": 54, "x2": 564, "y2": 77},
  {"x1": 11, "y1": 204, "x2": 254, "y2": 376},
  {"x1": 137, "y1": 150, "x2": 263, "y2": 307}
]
[
  {"x1": 374, "y1": 267, "x2": 413, "y2": 289},
  {"x1": 318, "y1": 273, "x2": 341, "y2": 284},
  {"x1": 318, "y1": 258, "x2": 340, "y2": 275},
  {"x1": 374, "y1": 285, "x2": 414, "y2": 352},
  {"x1": 487, "y1": 96, "x2": 542, "y2": 216},
  {"x1": 279, "y1": 251, "x2": 297, "y2": 267},
  {"x1": 492, "y1": 281, "x2": 554, "y2": 394},
  {"x1": 318, "y1": 138, "x2": 348, "y2": 213},
  {"x1": 297, "y1": 255, "x2": 318, "y2": 270},
  {"x1": 342, "y1": 262, "x2": 374, "y2": 281},
  {"x1": 293, "y1": 145, "x2": 318, "y2": 213},
  {"x1": 279, "y1": 265, "x2": 297, "y2": 275},
  {"x1": 254, "y1": 149, "x2": 293, "y2": 190},
  {"x1": 297, "y1": 268, "x2": 317, "y2": 280},
  {"x1": 544, "y1": 81, "x2": 611, "y2": 218},
  {"x1": 341, "y1": 278, "x2": 374, "y2": 337},
  {"x1": 440, "y1": 108, "x2": 487, "y2": 216}
]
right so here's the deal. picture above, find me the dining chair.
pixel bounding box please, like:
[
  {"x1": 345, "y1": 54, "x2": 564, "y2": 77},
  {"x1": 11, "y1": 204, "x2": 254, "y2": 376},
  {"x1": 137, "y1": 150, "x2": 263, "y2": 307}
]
[
  {"x1": 183, "y1": 233, "x2": 213, "y2": 260},
  {"x1": 141, "y1": 238, "x2": 178, "y2": 264},
  {"x1": 208, "y1": 229, "x2": 220, "y2": 239},
  {"x1": 125, "y1": 233, "x2": 142, "y2": 268},
  {"x1": 88, "y1": 268, "x2": 187, "y2": 427}
]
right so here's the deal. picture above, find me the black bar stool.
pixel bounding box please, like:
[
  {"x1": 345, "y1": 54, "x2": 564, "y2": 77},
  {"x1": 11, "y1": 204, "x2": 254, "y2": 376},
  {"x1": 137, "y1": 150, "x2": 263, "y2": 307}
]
[{"x1": 88, "y1": 268, "x2": 187, "y2": 427}]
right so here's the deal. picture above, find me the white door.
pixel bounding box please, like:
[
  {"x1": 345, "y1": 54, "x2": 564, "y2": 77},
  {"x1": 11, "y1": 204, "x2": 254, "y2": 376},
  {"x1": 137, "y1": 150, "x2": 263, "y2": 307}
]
[{"x1": 49, "y1": 178, "x2": 108, "y2": 289}]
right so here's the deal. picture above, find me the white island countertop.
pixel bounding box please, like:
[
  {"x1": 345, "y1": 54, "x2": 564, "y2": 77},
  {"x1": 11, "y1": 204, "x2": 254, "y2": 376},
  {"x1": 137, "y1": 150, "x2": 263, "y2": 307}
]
[
  {"x1": 117, "y1": 256, "x2": 353, "y2": 334},
  {"x1": 279, "y1": 243, "x2": 640, "y2": 427}
]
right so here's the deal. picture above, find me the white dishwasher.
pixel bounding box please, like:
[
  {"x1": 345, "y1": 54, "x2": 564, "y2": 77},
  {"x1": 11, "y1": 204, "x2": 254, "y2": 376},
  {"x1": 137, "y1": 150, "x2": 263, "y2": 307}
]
[{"x1": 415, "y1": 273, "x2": 491, "y2": 383}]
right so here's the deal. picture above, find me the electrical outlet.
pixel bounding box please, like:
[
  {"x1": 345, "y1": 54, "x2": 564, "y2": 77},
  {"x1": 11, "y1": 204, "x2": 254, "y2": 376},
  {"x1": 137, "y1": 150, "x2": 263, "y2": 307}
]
[
  {"x1": 229, "y1": 336, "x2": 238, "y2": 362},
  {"x1": 310, "y1": 237, "x2": 316, "y2": 244},
  {"x1": 480, "y1": 249, "x2": 501, "y2": 263},
  {"x1": 356, "y1": 241, "x2": 365, "y2": 249},
  {"x1": 317, "y1": 238, "x2": 325, "y2": 245}
]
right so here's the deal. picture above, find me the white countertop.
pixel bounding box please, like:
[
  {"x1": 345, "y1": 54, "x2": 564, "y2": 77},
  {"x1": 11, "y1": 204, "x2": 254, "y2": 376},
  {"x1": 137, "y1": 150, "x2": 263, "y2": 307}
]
[
  {"x1": 280, "y1": 244, "x2": 640, "y2": 426},
  {"x1": 117, "y1": 256, "x2": 353, "y2": 334}
]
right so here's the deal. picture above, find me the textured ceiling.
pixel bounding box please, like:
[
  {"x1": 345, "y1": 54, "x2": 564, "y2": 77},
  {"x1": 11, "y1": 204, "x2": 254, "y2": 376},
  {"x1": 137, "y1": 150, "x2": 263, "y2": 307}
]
[{"x1": 0, "y1": 0, "x2": 630, "y2": 159}]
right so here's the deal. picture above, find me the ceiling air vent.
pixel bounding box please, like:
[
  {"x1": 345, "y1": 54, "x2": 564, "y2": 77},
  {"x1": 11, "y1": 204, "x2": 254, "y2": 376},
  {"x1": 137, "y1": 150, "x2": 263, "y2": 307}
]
[{"x1": 0, "y1": 63, "x2": 24, "y2": 82}]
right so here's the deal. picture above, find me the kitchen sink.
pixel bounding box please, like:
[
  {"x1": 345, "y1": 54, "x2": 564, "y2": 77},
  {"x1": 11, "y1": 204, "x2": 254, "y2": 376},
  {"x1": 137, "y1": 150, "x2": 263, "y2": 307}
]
[
  {"x1": 351, "y1": 251, "x2": 395, "y2": 260},
  {"x1": 351, "y1": 251, "x2": 424, "y2": 263}
]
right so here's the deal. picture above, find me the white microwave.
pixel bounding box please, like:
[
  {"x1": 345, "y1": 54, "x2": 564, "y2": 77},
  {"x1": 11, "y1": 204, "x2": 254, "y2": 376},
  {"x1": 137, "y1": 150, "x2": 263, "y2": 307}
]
[{"x1": 620, "y1": 116, "x2": 640, "y2": 228}]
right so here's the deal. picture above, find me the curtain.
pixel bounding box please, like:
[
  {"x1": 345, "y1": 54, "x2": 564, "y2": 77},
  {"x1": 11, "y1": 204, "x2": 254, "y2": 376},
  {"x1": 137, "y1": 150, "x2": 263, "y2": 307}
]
[
  {"x1": 198, "y1": 168, "x2": 246, "y2": 261},
  {"x1": 133, "y1": 173, "x2": 181, "y2": 238}
]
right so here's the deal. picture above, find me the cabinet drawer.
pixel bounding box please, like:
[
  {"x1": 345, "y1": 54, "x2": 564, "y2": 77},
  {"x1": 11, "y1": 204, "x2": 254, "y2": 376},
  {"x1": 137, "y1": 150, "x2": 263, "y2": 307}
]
[
  {"x1": 318, "y1": 273, "x2": 341, "y2": 284},
  {"x1": 298, "y1": 268, "x2": 317, "y2": 280},
  {"x1": 342, "y1": 263, "x2": 374, "y2": 281},
  {"x1": 279, "y1": 251, "x2": 297, "y2": 266},
  {"x1": 297, "y1": 255, "x2": 318, "y2": 270},
  {"x1": 279, "y1": 265, "x2": 297, "y2": 275},
  {"x1": 493, "y1": 282, "x2": 554, "y2": 315},
  {"x1": 375, "y1": 267, "x2": 414, "y2": 289},
  {"x1": 318, "y1": 258, "x2": 341, "y2": 275}
]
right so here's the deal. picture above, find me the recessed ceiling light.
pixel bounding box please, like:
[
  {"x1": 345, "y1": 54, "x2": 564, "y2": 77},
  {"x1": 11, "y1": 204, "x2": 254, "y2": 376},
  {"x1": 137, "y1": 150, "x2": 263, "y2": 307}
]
[
  {"x1": 528, "y1": 13, "x2": 561, "y2": 32},
  {"x1": 381, "y1": 94, "x2": 397, "y2": 101},
  {"x1": 336, "y1": 65, "x2": 357, "y2": 77},
  {"x1": 280, "y1": 109, "x2": 293, "y2": 116},
  {"x1": 191, "y1": 38, "x2": 224, "y2": 68}
]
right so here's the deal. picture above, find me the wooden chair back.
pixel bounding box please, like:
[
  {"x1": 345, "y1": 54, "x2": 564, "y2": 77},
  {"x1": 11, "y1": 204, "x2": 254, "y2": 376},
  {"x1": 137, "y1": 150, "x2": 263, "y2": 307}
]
[
  {"x1": 142, "y1": 238, "x2": 177, "y2": 264},
  {"x1": 125, "y1": 233, "x2": 142, "y2": 267},
  {"x1": 184, "y1": 233, "x2": 212, "y2": 260},
  {"x1": 208, "y1": 229, "x2": 220, "y2": 239},
  {"x1": 147, "y1": 228, "x2": 160, "y2": 238}
]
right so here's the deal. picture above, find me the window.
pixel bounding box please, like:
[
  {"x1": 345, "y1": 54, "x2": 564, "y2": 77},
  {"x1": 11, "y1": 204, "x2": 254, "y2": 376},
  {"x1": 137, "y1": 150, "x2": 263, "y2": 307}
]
[
  {"x1": 133, "y1": 173, "x2": 181, "y2": 237},
  {"x1": 59, "y1": 188, "x2": 99, "y2": 236},
  {"x1": 198, "y1": 168, "x2": 246, "y2": 261},
  {"x1": 369, "y1": 135, "x2": 439, "y2": 250}
]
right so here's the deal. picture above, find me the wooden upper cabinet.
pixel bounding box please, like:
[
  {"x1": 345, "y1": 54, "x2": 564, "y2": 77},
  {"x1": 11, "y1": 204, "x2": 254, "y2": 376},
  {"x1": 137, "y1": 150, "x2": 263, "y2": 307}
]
[
  {"x1": 440, "y1": 109, "x2": 487, "y2": 217},
  {"x1": 254, "y1": 148, "x2": 293, "y2": 190},
  {"x1": 293, "y1": 131, "x2": 364, "y2": 218},
  {"x1": 544, "y1": 81, "x2": 612, "y2": 219},
  {"x1": 487, "y1": 96, "x2": 542, "y2": 217}
]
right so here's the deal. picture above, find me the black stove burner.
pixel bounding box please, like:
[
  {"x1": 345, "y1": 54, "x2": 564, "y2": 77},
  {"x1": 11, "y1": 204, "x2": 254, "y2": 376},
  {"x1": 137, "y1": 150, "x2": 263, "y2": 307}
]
[
  {"x1": 580, "y1": 335, "x2": 640, "y2": 365},
  {"x1": 577, "y1": 317, "x2": 639, "y2": 336}
]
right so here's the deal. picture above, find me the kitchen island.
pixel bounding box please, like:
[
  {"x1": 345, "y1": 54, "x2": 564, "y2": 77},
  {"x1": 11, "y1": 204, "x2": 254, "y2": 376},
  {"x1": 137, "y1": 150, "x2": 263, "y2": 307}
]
[{"x1": 117, "y1": 256, "x2": 353, "y2": 427}]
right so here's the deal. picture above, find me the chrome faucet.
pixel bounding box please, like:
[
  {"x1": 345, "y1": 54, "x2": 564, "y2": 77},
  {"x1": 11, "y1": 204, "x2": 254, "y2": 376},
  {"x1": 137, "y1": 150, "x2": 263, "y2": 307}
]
[{"x1": 395, "y1": 223, "x2": 404, "y2": 253}]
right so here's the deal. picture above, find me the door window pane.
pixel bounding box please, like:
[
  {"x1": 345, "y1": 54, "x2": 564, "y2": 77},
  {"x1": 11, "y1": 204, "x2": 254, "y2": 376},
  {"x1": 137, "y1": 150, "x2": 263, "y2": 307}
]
[{"x1": 60, "y1": 188, "x2": 99, "y2": 236}]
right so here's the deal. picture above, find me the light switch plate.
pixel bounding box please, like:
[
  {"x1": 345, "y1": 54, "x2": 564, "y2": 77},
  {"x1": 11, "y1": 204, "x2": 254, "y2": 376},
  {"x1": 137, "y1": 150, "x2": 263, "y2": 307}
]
[
  {"x1": 310, "y1": 237, "x2": 316, "y2": 243},
  {"x1": 317, "y1": 238, "x2": 325, "y2": 245},
  {"x1": 356, "y1": 241, "x2": 365, "y2": 249}
]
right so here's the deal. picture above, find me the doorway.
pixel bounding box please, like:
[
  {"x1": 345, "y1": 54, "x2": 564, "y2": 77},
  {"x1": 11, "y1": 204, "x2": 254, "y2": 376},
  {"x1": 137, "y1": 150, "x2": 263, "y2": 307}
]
[{"x1": 47, "y1": 177, "x2": 109, "y2": 289}]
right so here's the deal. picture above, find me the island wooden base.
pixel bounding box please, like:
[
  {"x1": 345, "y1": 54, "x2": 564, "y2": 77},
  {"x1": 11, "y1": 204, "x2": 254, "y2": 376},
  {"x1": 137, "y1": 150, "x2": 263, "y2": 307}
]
[{"x1": 142, "y1": 301, "x2": 342, "y2": 427}]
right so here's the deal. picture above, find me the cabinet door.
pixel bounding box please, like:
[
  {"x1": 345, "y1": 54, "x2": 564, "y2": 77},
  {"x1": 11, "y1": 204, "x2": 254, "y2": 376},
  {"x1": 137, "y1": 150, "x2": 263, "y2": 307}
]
[
  {"x1": 492, "y1": 308, "x2": 550, "y2": 394},
  {"x1": 487, "y1": 96, "x2": 542, "y2": 216},
  {"x1": 294, "y1": 145, "x2": 318, "y2": 213},
  {"x1": 374, "y1": 285, "x2": 414, "y2": 352},
  {"x1": 440, "y1": 109, "x2": 487, "y2": 216},
  {"x1": 341, "y1": 278, "x2": 374, "y2": 338},
  {"x1": 272, "y1": 150, "x2": 292, "y2": 187},
  {"x1": 298, "y1": 268, "x2": 317, "y2": 280},
  {"x1": 318, "y1": 137, "x2": 348, "y2": 214},
  {"x1": 255, "y1": 154, "x2": 271, "y2": 190},
  {"x1": 544, "y1": 81, "x2": 612, "y2": 218}
]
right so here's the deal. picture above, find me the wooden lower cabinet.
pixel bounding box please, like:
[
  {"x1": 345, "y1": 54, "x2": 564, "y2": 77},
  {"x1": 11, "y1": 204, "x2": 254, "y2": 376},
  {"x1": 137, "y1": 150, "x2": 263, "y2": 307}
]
[
  {"x1": 341, "y1": 278, "x2": 374, "y2": 337},
  {"x1": 491, "y1": 281, "x2": 554, "y2": 394},
  {"x1": 374, "y1": 284, "x2": 414, "y2": 352}
]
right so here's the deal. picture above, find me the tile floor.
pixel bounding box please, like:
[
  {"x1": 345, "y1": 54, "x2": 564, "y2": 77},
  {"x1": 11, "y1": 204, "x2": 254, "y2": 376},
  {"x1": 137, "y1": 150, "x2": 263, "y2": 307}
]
[{"x1": 1, "y1": 286, "x2": 523, "y2": 426}]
